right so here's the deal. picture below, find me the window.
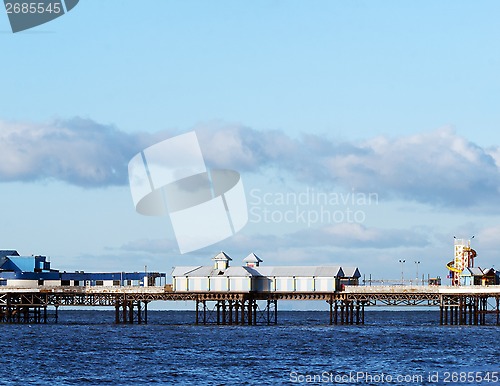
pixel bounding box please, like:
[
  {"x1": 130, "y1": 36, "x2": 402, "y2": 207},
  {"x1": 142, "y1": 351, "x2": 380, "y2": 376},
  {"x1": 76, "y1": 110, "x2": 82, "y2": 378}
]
[
  {"x1": 95, "y1": 280, "x2": 104, "y2": 286},
  {"x1": 113, "y1": 280, "x2": 120, "y2": 286},
  {"x1": 38, "y1": 279, "x2": 44, "y2": 286},
  {"x1": 74, "y1": 280, "x2": 80, "y2": 286},
  {"x1": 61, "y1": 280, "x2": 71, "y2": 286}
]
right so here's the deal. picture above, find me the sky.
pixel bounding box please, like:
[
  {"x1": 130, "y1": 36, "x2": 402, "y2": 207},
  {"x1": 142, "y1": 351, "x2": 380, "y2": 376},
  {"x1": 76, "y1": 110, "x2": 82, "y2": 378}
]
[{"x1": 1, "y1": 1, "x2": 500, "y2": 289}]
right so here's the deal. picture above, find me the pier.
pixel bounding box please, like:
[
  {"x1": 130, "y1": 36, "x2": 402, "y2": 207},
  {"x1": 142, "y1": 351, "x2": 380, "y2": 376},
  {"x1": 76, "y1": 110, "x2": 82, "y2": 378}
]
[
  {"x1": 0, "y1": 285, "x2": 500, "y2": 326},
  {"x1": 2, "y1": 240, "x2": 498, "y2": 326},
  {"x1": 339, "y1": 285, "x2": 500, "y2": 326}
]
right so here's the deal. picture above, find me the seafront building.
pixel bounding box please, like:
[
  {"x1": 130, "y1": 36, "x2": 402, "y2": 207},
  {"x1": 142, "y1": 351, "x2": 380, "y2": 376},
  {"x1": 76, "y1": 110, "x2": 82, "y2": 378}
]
[
  {"x1": 171, "y1": 252, "x2": 361, "y2": 293},
  {"x1": 0, "y1": 250, "x2": 165, "y2": 287}
]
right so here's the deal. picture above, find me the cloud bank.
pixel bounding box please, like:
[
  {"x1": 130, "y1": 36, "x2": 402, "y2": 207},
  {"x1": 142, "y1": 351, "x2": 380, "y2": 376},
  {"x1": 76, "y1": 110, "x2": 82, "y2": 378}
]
[
  {"x1": 196, "y1": 124, "x2": 500, "y2": 207},
  {"x1": 0, "y1": 118, "x2": 155, "y2": 187},
  {"x1": 1, "y1": 118, "x2": 499, "y2": 207}
]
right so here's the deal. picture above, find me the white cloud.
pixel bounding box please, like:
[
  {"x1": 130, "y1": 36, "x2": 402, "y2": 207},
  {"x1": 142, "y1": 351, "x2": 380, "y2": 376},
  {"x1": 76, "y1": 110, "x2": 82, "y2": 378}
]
[
  {"x1": 2, "y1": 119, "x2": 499, "y2": 209},
  {"x1": 0, "y1": 118, "x2": 156, "y2": 186},
  {"x1": 118, "y1": 237, "x2": 179, "y2": 255},
  {"x1": 195, "y1": 123, "x2": 298, "y2": 171},
  {"x1": 476, "y1": 226, "x2": 500, "y2": 250},
  {"x1": 288, "y1": 223, "x2": 430, "y2": 249},
  {"x1": 197, "y1": 124, "x2": 500, "y2": 208}
]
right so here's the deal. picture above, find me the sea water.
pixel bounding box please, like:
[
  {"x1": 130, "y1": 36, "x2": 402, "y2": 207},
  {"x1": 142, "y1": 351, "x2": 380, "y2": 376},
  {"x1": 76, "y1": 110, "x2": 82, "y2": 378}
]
[{"x1": 0, "y1": 310, "x2": 498, "y2": 385}]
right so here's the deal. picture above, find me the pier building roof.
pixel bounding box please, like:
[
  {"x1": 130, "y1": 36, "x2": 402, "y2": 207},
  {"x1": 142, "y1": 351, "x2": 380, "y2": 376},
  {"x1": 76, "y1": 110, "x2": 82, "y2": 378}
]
[
  {"x1": 172, "y1": 265, "x2": 257, "y2": 277},
  {"x1": 172, "y1": 252, "x2": 349, "y2": 279},
  {"x1": 0, "y1": 250, "x2": 20, "y2": 257},
  {"x1": 212, "y1": 251, "x2": 232, "y2": 262},
  {"x1": 342, "y1": 267, "x2": 361, "y2": 278},
  {"x1": 243, "y1": 253, "x2": 263, "y2": 267},
  {"x1": 171, "y1": 266, "x2": 204, "y2": 277},
  {"x1": 462, "y1": 267, "x2": 484, "y2": 276},
  {"x1": 252, "y1": 266, "x2": 344, "y2": 278}
]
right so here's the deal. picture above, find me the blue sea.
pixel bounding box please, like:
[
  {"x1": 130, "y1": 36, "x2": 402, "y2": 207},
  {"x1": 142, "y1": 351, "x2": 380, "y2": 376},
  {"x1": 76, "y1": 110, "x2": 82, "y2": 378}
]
[{"x1": 1, "y1": 310, "x2": 498, "y2": 385}]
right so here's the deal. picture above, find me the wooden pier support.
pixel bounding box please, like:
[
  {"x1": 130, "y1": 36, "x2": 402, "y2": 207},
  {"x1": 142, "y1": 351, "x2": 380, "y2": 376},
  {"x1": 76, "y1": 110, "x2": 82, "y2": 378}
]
[
  {"x1": 114, "y1": 296, "x2": 148, "y2": 324},
  {"x1": 497, "y1": 298, "x2": 500, "y2": 326},
  {"x1": 330, "y1": 297, "x2": 365, "y2": 325},
  {"x1": 439, "y1": 294, "x2": 500, "y2": 326},
  {"x1": 0, "y1": 293, "x2": 56, "y2": 324},
  {"x1": 195, "y1": 297, "x2": 278, "y2": 326}
]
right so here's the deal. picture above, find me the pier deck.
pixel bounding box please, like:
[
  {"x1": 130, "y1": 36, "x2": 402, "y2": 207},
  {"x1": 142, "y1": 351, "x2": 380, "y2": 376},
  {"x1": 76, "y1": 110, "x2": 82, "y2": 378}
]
[{"x1": 0, "y1": 285, "x2": 498, "y2": 326}]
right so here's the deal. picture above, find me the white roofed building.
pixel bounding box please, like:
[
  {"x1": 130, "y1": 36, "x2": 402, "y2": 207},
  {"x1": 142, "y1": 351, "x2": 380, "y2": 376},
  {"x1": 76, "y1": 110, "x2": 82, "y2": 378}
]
[{"x1": 172, "y1": 252, "x2": 358, "y2": 293}]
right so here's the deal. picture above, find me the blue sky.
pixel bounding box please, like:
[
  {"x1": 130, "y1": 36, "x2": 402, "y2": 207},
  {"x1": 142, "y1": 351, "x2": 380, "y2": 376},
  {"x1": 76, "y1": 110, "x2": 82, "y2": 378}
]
[{"x1": 1, "y1": 1, "x2": 500, "y2": 285}]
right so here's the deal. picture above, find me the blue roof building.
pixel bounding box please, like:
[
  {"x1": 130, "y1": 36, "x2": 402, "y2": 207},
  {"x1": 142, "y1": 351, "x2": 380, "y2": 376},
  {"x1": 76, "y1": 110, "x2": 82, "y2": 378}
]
[{"x1": 0, "y1": 250, "x2": 165, "y2": 287}]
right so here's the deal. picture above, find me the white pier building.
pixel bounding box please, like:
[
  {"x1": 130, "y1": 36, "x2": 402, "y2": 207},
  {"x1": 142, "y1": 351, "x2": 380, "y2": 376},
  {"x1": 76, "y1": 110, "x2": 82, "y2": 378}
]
[{"x1": 172, "y1": 252, "x2": 360, "y2": 293}]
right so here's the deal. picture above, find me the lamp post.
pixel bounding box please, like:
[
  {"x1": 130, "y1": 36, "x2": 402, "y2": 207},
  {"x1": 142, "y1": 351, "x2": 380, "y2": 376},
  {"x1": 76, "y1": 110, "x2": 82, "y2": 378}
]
[
  {"x1": 414, "y1": 261, "x2": 420, "y2": 285},
  {"x1": 399, "y1": 259, "x2": 406, "y2": 285}
]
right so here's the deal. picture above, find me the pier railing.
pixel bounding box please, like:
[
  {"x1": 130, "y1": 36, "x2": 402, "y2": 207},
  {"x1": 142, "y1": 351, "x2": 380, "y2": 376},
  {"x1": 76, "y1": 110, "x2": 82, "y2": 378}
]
[{"x1": 344, "y1": 285, "x2": 500, "y2": 294}]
